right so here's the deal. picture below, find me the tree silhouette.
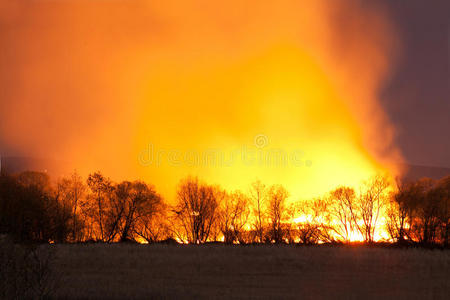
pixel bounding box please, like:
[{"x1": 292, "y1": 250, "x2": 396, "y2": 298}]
[
  {"x1": 86, "y1": 172, "x2": 115, "y2": 242},
  {"x1": 55, "y1": 171, "x2": 86, "y2": 242},
  {"x1": 115, "y1": 181, "x2": 162, "y2": 242},
  {"x1": 218, "y1": 190, "x2": 250, "y2": 244},
  {"x1": 267, "y1": 185, "x2": 289, "y2": 243},
  {"x1": 173, "y1": 177, "x2": 221, "y2": 243},
  {"x1": 356, "y1": 176, "x2": 390, "y2": 243},
  {"x1": 249, "y1": 180, "x2": 268, "y2": 243},
  {"x1": 328, "y1": 186, "x2": 357, "y2": 242}
]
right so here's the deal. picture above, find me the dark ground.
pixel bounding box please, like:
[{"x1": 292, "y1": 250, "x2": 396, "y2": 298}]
[{"x1": 50, "y1": 244, "x2": 450, "y2": 299}]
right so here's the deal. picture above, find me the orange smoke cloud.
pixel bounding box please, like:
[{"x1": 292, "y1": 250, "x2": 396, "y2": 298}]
[{"x1": 0, "y1": 0, "x2": 403, "y2": 202}]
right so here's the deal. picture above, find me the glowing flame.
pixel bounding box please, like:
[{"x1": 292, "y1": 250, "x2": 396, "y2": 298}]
[{"x1": 0, "y1": 1, "x2": 403, "y2": 203}]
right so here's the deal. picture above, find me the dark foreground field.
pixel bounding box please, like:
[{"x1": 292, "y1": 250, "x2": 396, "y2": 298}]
[{"x1": 51, "y1": 244, "x2": 449, "y2": 299}]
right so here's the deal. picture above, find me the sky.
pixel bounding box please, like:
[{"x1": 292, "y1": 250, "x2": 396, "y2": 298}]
[
  {"x1": 378, "y1": 0, "x2": 449, "y2": 168},
  {"x1": 0, "y1": 0, "x2": 448, "y2": 201}
]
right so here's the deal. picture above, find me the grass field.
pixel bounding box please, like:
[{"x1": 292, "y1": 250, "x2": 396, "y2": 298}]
[{"x1": 49, "y1": 244, "x2": 449, "y2": 299}]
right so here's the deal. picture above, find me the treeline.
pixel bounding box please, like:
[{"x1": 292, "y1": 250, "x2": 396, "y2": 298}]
[{"x1": 0, "y1": 171, "x2": 448, "y2": 247}]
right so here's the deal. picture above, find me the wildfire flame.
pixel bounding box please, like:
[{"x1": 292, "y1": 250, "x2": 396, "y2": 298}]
[{"x1": 0, "y1": 0, "x2": 403, "y2": 203}]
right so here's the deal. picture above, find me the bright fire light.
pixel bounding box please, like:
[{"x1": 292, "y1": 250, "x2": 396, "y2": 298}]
[{"x1": 0, "y1": 1, "x2": 403, "y2": 204}]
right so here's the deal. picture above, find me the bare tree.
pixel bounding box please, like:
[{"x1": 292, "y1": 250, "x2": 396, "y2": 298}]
[
  {"x1": 218, "y1": 190, "x2": 250, "y2": 244},
  {"x1": 386, "y1": 180, "x2": 412, "y2": 243},
  {"x1": 387, "y1": 176, "x2": 450, "y2": 246},
  {"x1": 249, "y1": 180, "x2": 267, "y2": 243},
  {"x1": 55, "y1": 171, "x2": 86, "y2": 242},
  {"x1": 135, "y1": 201, "x2": 171, "y2": 243},
  {"x1": 267, "y1": 185, "x2": 289, "y2": 243},
  {"x1": 14, "y1": 171, "x2": 56, "y2": 242},
  {"x1": 86, "y1": 172, "x2": 116, "y2": 242},
  {"x1": 67, "y1": 171, "x2": 85, "y2": 241},
  {"x1": 173, "y1": 177, "x2": 221, "y2": 243},
  {"x1": 410, "y1": 178, "x2": 442, "y2": 244},
  {"x1": 53, "y1": 180, "x2": 73, "y2": 242},
  {"x1": 355, "y1": 175, "x2": 390, "y2": 243},
  {"x1": 114, "y1": 181, "x2": 163, "y2": 242},
  {"x1": 294, "y1": 198, "x2": 332, "y2": 244},
  {"x1": 283, "y1": 202, "x2": 298, "y2": 243},
  {"x1": 328, "y1": 186, "x2": 357, "y2": 242}
]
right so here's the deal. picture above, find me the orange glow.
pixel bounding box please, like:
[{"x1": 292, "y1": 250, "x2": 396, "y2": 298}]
[{"x1": 0, "y1": 1, "x2": 403, "y2": 203}]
